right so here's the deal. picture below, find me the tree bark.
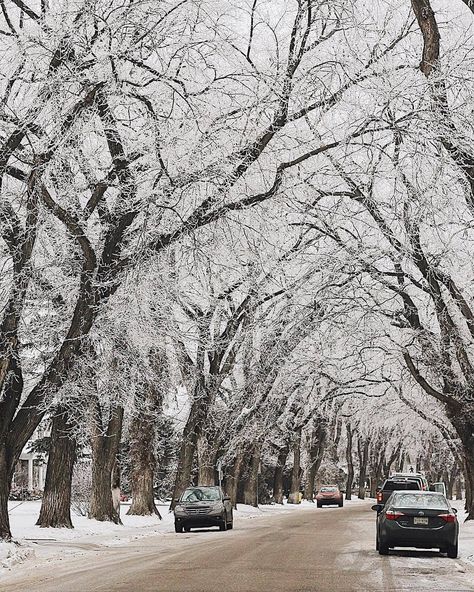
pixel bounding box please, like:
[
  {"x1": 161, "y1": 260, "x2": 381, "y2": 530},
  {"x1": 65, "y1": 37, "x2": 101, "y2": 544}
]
[
  {"x1": 228, "y1": 451, "x2": 245, "y2": 508},
  {"x1": 196, "y1": 434, "x2": 216, "y2": 486},
  {"x1": 369, "y1": 448, "x2": 384, "y2": 498},
  {"x1": 357, "y1": 436, "x2": 370, "y2": 500},
  {"x1": 127, "y1": 414, "x2": 161, "y2": 517},
  {"x1": 345, "y1": 424, "x2": 354, "y2": 501},
  {"x1": 89, "y1": 402, "x2": 124, "y2": 524},
  {"x1": 0, "y1": 447, "x2": 14, "y2": 541},
  {"x1": 288, "y1": 428, "x2": 302, "y2": 504},
  {"x1": 243, "y1": 446, "x2": 261, "y2": 507},
  {"x1": 446, "y1": 464, "x2": 458, "y2": 500},
  {"x1": 304, "y1": 421, "x2": 327, "y2": 501},
  {"x1": 455, "y1": 477, "x2": 463, "y2": 501},
  {"x1": 447, "y1": 413, "x2": 474, "y2": 519},
  {"x1": 36, "y1": 409, "x2": 76, "y2": 528},
  {"x1": 273, "y1": 445, "x2": 289, "y2": 504},
  {"x1": 128, "y1": 356, "x2": 165, "y2": 518}
]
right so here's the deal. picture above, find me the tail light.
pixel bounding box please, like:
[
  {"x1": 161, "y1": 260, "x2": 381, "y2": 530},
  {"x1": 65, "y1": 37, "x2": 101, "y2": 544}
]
[
  {"x1": 385, "y1": 511, "x2": 404, "y2": 520},
  {"x1": 439, "y1": 514, "x2": 456, "y2": 523},
  {"x1": 376, "y1": 492, "x2": 383, "y2": 503}
]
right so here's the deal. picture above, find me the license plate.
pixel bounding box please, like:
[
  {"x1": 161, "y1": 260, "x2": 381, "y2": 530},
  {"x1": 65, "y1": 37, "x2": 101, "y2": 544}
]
[{"x1": 414, "y1": 517, "x2": 429, "y2": 525}]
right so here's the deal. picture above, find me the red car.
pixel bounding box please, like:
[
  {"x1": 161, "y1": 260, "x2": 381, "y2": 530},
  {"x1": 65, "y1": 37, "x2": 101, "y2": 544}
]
[{"x1": 316, "y1": 485, "x2": 344, "y2": 507}]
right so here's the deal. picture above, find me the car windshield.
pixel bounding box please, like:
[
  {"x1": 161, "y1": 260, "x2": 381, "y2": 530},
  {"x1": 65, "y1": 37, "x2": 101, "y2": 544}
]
[
  {"x1": 181, "y1": 487, "x2": 221, "y2": 502},
  {"x1": 391, "y1": 493, "x2": 449, "y2": 510},
  {"x1": 321, "y1": 487, "x2": 337, "y2": 492},
  {"x1": 383, "y1": 481, "x2": 420, "y2": 491}
]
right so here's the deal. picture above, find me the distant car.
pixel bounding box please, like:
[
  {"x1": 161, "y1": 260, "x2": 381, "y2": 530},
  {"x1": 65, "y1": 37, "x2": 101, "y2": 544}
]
[
  {"x1": 174, "y1": 486, "x2": 233, "y2": 533},
  {"x1": 389, "y1": 473, "x2": 429, "y2": 491},
  {"x1": 316, "y1": 485, "x2": 343, "y2": 507},
  {"x1": 372, "y1": 491, "x2": 459, "y2": 558},
  {"x1": 376, "y1": 477, "x2": 423, "y2": 507}
]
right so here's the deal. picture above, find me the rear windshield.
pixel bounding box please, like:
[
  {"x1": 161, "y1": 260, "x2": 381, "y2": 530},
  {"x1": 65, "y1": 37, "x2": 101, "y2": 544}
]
[
  {"x1": 391, "y1": 493, "x2": 449, "y2": 510},
  {"x1": 320, "y1": 486, "x2": 338, "y2": 492},
  {"x1": 383, "y1": 481, "x2": 420, "y2": 491}
]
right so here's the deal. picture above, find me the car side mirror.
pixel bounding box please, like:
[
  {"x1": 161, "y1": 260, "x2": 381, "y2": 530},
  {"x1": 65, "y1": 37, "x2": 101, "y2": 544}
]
[
  {"x1": 452, "y1": 508, "x2": 458, "y2": 514},
  {"x1": 223, "y1": 496, "x2": 231, "y2": 501},
  {"x1": 371, "y1": 504, "x2": 382, "y2": 512}
]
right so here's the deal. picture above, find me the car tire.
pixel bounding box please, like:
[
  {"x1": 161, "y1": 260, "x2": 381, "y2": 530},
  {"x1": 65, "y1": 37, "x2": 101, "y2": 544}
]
[
  {"x1": 227, "y1": 512, "x2": 233, "y2": 530},
  {"x1": 339, "y1": 502, "x2": 343, "y2": 507},
  {"x1": 378, "y1": 538, "x2": 389, "y2": 555},
  {"x1": 175, "y1": 523, "x2": 183, "y2": 533},
  {"x1": 376, "y1": 532, "x2": 379, "y2": 551},
  {"x1": 447, "y1": 542, "x2": 458, "y2": 559},
  {"x1": 219, "y1": 516, "x2": 227, "y2": 531},
  {"x1": 317, "y1": 502, "x2": 322, "y2": 508},
  {"x1": 184, "y1": 526, "x2": 191, "y2": 532}
]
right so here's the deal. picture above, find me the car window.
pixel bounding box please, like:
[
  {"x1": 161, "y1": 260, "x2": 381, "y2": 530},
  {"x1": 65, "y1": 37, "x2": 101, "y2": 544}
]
[
  {"x1": 391, "y1": 493, "x2": 449, "y2": 510},
  {"x1": 383, "y1": 481, "x2": 420, "y2": 491},
  {"x1": 320, "y1": 487, "x2": 338, "y2": 492},
  {"x1": 181, "y1": 487, "x2": 221, "y2": 502}
]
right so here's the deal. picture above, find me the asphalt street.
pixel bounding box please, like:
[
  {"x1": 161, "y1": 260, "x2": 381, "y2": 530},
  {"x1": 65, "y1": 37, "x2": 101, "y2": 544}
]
[{"x1": 2, "y1": 503, "x2": 474, "y2": 592}]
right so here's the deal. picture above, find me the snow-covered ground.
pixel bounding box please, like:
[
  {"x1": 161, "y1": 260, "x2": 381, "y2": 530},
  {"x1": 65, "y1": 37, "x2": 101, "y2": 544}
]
[{"x1": 2, "y1": 497, "x2": 474, "y2": 577}]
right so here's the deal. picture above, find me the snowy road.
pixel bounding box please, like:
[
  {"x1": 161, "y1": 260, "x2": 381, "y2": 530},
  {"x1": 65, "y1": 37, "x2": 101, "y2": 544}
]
[{"x1": 2, "y1": 502, "x2": 474, "y2": 592}]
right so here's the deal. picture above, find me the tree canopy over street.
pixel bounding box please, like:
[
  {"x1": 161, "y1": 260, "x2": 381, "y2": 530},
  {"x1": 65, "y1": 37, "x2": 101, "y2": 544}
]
[{"x1": 1, "y1": 0, "x2": 474, "y2": 542}]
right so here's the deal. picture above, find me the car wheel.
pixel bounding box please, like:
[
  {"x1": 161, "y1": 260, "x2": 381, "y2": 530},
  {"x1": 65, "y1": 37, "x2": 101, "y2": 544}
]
[
  {"x1": 184, "y1": 526, "x2": 191, "y2": 533},
  {"x1": 376, "y1": 532, "x2": 379, "y2": 551},
  {"x1": 175, "y1": 523, "x2": 183, "y2": 533},
  {"x1": 219, "y1": 516, "x2": 228, "y2": 531},
  {"x1": 378, "y1": 538, "x2": 389, "y2": 555},
  {"x1": 339, "y1": 502, "x2": 343, "y2": 507},
  {"x1": 227, "y1": 512, "x2": 233, "y2": 530},
  {"x1": 447, "y1": 542, "x2": 458, "y2": 559},
  {"x1": 317, "y1": 502, "x2": 322, "y2": 508}
]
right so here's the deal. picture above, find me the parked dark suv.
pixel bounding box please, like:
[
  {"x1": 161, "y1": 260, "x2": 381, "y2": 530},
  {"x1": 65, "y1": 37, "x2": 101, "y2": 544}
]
[
  {"x1": 376, "y1": 476, "x2": 423, "y2": 508},
  {"x1": 174, "y1": 486, "x2": 233, "y2": 533}
]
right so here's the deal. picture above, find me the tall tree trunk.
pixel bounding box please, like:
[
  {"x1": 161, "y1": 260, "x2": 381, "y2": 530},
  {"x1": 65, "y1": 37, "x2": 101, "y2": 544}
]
[
  {"x1": 396, "y1": 450, "x2": 405, "y2": 473},
  {"x1": 0, "y1": 447, "x2": 14, "y2": 541},
  {"x1": 446, "y1": 465, "x2": 458, "y2": 500},
  {"x1": 228, "y1": 451, "x2": 245, "y2": 508},
  {"x1": 89, "y1": 402, "x2": 124, "y2": 523},
  {"x1": 357, "y1": 436, "x2": 370, "y2": 500},
  {"x1": 127, "y1": 414, "x2": 161, "y2": 517},
  {"x1": 170, "y1": 373, "x2": 213, "y2": 509},
  {"x1": 288, "y1": 428, "x2": 302, "y2": 504},
  {"x1": 455, "y1": 477, "x2": 463, "y2": 501},
  {"x1": 345, "y1": 424, "x2": 354, "y2": 501},
  {"x1": 243, "y1": 446, "x2": 261, "y2": 507},
  {"x1": 371, "y1": 450, "x2": 384, "y2": 498},
  {"x1": 273, "y1": 445, "x2": 289, "y2": 504},
  {"x1": 128, "y1": 355, "x2": 165, "y2": 518},
  {"x1": 448, "y1": 414, "x2": 474, "y2": 519},
  {"x1": 36, "y1": 409, "x2": 76, "y2": 528},
  {"x1": 304, "y1": 421, "x2": 327, "y2": 501},
  {"x1": 171, "y1": 411, "x2": 199, "y2": 509},
  {"x1": 197, "y1": 434, "x2": 216, "y2": 486}
]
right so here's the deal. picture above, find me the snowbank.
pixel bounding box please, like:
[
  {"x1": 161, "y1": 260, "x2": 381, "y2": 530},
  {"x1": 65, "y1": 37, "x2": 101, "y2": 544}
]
[{"x1": 0, "y1": 541, "x2": 35, "y2": 570}]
